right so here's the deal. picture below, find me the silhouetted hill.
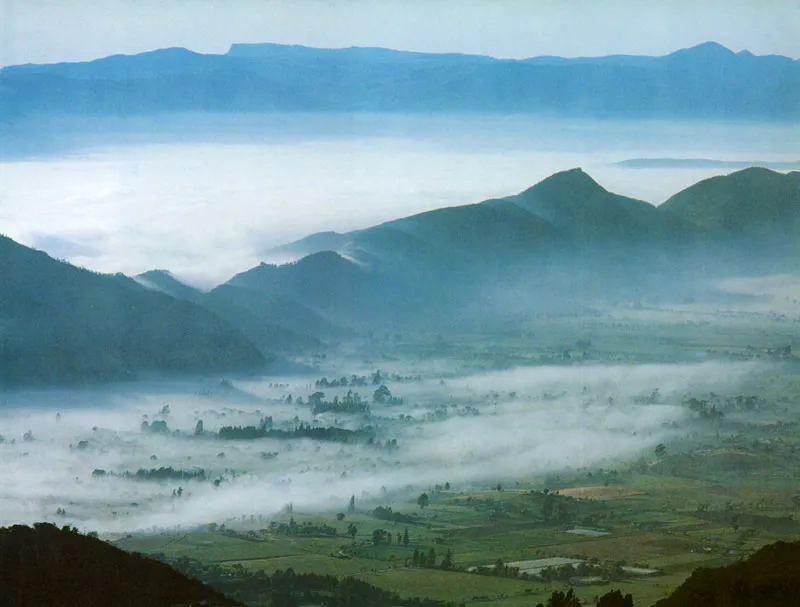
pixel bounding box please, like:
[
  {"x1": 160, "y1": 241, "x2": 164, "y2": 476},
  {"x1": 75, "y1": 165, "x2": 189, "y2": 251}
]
[
  {"x1": 0, "y1": 523, "x2": 240, "y2": 607},
  {"x1": 660, "y1": 167, "x2": 800, "y2": 235},
  {"x1": 134, "y1": 269, "x2": 203, "y2": 303},
  {"x1": 203, "y1": 285, "x2": 330, "y2": 353},
  {"x1": 225, "y1": 251, "x2": 400, "y2": 325},
  {"x1": 659, "y1": 167, "x2": 800, "y2": 266},
  {"x1": 653, "y1": 540, "x2": 800, "y2": 607},
  {"x1": 0, "y1": 236, "x2": 266, "y2": 385},
  {"x1": 256, "y1": 167, "x2": 799, "y2": 326},
  {"x1": 2, "y1": 42, "x2": 797, "y2": 119}
]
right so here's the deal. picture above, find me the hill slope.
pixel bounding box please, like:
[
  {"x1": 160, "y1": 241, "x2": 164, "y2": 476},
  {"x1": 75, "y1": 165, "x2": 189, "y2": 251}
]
[
  {"x1": 0, "y1": 236, "x2": 266, "y2": 385},
  {"x1": 0, "y1": 523, "x2": 240, "y2": 607},
  {"x1": 257, "y1": 167, "x2": 799, "y2": 325},
  {"x1": 653, "y1": 540, "x2": 800, "y2": 607},
  {"x1": 659, "y1": 167, "x2": 800, "y2": 236}
]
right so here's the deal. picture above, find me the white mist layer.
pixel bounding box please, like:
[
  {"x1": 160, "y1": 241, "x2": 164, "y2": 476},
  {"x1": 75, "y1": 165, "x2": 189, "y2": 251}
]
[
  {"x1": 0, "y1": 361, "x2": 761, "y2": 532},
  {"x1": 2, "y1": 115, "x2": 797, "y2": 286}
]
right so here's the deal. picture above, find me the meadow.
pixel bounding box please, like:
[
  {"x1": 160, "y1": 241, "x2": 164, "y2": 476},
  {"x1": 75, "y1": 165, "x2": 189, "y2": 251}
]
[{"x1": 97, "y1": 298, "x2": 800, "y2": 606}]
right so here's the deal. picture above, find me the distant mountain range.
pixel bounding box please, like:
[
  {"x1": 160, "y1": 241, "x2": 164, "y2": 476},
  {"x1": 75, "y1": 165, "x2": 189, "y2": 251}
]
[
  {"x1": 2, "y1": 167, "x2": 797, "y2": 385},
  {"x1": 1, "y1": 41, "x2": 798, "y2": 119}
]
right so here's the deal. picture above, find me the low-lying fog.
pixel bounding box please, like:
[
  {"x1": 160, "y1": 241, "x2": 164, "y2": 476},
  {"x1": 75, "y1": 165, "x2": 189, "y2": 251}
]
[
  {"x1": 2, "y1": 114, "x2": 798, "y2": 285},
  {"x1": 0, "y1": 361, "x2": 763, "y2": 533}
]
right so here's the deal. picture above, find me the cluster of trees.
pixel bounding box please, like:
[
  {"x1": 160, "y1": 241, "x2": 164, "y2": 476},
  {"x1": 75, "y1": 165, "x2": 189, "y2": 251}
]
[
  {"x1": 409, "y1": 547, "x2": 453, "y2": 569},
  {"x1": 268, "y1": 518, "x2": 338, "y2": 537},
  {"x1": 365, "y1": 437, "x2": 399, "y2": 449},
  {"x1": 218, "y1": 423, "x2": 374, "y2": 443},
  {"x1": 313, "y1": 370, "x2": 420, "y2": 390},
  {"x1": 141, "y1": 420, "x2": 170, "y2": 433},
  {"x1": 534, "y1": 589, "x2": 633, "y2": 607},
  {"x1": 315, "y1": 374, "x2": 373, "y2": 388},
  {"x1": 685, "y1": 392, "x2": 774, "y2": 418},
  {"x1": 91, "y1": 467, "x2": 206, "y2": 482},
  {"x1": 372, "y1": 384, "x2": 403, "y2": 405},
  {"x1": 372, "y1": 506, "x2": 415, "y2": 524},
  {"x1": 472, "y1": 558, "x2": 523, "y2": 579},
  {"x1": 542, "y1": 493, "x2": 575, "y2": 524},
  {"x1": 538, "y1": 561, "x2": 608, "y2": 582},
  {"x1": 169, "y1": 558, "x2": 446, "y2": 607},
  {"x1": 308, "y1": 390, "x2": 370, "y2": 415}
]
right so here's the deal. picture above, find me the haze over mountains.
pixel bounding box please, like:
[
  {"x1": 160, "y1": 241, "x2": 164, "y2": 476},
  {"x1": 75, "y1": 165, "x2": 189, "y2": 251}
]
[
  {"x1": 2, "y1": 167, "x2": 797, "y2": 386},
  {"x1": 2, "y1": 41, "x2": 798, "y2": 120}
]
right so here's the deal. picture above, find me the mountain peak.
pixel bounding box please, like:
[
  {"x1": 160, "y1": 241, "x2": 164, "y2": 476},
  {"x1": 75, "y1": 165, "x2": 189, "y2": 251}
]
[
  {"x1": 534, "y1": 168, "x2": 606, "y2": 193},
  {"x1": 670, "y1": 41, "x2": 737, "y2": 59}
]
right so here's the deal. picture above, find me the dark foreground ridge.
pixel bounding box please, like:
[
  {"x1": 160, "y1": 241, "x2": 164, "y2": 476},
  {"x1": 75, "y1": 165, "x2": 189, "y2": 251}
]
[
  {"x1": 652, "y1": 539, "x2": 800, "y2": 607},
  {"x1": 0, "y1": 523, "x2": 241, "y2": 607},
  {"x1": 1, "y1": 524, "x2": 797, "y2": 606}
]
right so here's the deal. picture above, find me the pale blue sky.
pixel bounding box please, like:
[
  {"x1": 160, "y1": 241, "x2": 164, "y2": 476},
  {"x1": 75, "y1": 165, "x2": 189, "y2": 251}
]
[{"x1": 1, "y1": 0, "x2": 798, "y2": 68}]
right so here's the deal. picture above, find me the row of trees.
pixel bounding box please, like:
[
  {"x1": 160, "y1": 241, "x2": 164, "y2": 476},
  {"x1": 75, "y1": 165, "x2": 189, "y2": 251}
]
[
  {"x1": 370, "y1": 526, "x2": 411, "y2": 546},
  {"x1": 217, "y1": 423, "x2": 374, "y2": 443},
  {"x1": 308, "y1": 390, "x2": 371, "y2": 415},
  {"x1": 410, "y1": 547, "x2": 453, "y2": 569}
]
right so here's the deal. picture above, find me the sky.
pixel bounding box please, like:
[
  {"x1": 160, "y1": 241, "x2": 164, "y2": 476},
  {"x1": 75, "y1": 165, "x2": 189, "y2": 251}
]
[{"x1": 1, "y1": 0, "x2": 799, "y2": 68}]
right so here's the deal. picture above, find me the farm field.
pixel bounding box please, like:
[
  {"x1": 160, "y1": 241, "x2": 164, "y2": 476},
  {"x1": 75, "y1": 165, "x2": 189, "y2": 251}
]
[{"x1": 115, "y1": 305, "x2": 800, "y2": 606}]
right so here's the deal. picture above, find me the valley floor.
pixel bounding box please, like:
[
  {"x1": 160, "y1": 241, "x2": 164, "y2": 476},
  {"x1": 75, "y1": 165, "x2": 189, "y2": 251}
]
[{"x1": 114, "y1": 303, "x2": 800, "y2": 606}]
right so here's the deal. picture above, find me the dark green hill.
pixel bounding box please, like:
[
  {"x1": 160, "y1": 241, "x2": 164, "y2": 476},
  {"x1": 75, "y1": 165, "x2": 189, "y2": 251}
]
[
  {"x1": 253, "y1": 167, "x2": 800, "y2": 326},
  {"x1": 0, "y1": 236, "x2": 266, "y2": 385},
  {"x1": 0, "y1": 523, "x2": 240, "y2": 607},
  {"x1": 203, "y1": 284, "x2": 330, "y2": 353},
  {"x1": 653, "y1": 540, "x2": 800, "y2": 607},
  {"x1": 659, "y1": 167, "x2": 800, "y2": 236},
  {"x1": 506, "y1": 168, "x2": 694, "y2": 244},
  {"x1": 269, "y1": 168, "x2": 698, "y2": 264},
  {"x1": 227, "y1": 251, "x2": 380, "y2": 320},
  {"x1": 658, "y1": 167, "x2": 800, "y2": 268}
]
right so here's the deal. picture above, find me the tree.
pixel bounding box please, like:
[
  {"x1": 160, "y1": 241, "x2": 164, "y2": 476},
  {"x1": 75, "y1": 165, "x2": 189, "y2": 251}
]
[
  {"x1": 412, "y1": 549, "x2": 420, "y2": 566},
  {"x1": 597, "y1": 589, "x2": 635, "y2": 607},
  {"x1": 194, "y1": 420, "x2": 203, "y2": 435},
  {"x1": 427, "y1": 548, "x2": 436, "y2": 567},
  {"x1": 441, "y1": 549, "x2": 453, "y2": 570},
  {"x1": 346, "y1": 523, "x2": 357, "y2": 539},
  {"x1": 372, "y1": 529, "x2": 387, "y2": 545},
  {"x1": 543, "y1": 495, "x2": 555, "y2": 521},
  {"x1": 655, "y1": 443, "x2": 667, "y2": 458},
  {"x1": 348, "y1": 494, "x2": 355, "y2": 513},
  {"x1": 403, "y1": 527, "x2": 409, "y2": 546},
  {"x1": 336, "y1": 512, "x2": 345, "y2": 521},
  {"x1": 543, "y1": 588, "x2": 581, "y2": 607},
  {"x1": 373, "y1": 385, "x2": 392, "y2": 404},
  {"x1": 417, "y1": 493, "x2": 429, "y2": 509}
]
